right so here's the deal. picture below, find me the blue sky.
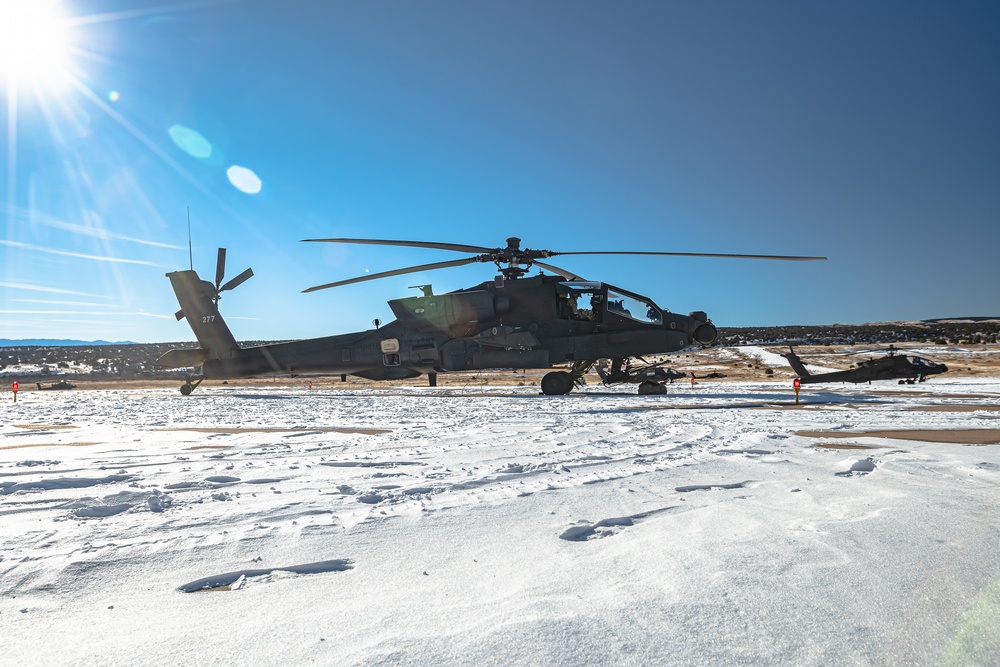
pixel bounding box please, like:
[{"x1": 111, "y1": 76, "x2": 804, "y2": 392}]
[{"x1": 2, "y1": 0, "x2": 998, "y2": 343}]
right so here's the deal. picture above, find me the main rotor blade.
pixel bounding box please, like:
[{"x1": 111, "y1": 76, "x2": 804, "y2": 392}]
[
  {"x1": 302, "y1": 237, "x2": 493, "y2": 254},
  {"x1": 215, "y1": 248, "x2": 227, "y2": 287},
  {"x1": 302, "y1": 257, "x2": 480, "y2": 293},
  {"x1": 219, "y1": 267, "x2": 254, "y2": 293},
  {"x1": 534, "y1": 261, "x2": 584, "y2": 281},
  {"x1": 549, "y1": 251, "x2": 827, "y2": 261}
]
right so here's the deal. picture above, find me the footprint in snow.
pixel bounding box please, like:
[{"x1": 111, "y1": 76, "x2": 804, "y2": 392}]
[
  {"x1": 674, "y1": 480, "x2": 751, "y2": 493},
  {"x1": 1, "y1": 473, "x2": 135, "y2": 495},
  {"x1": 205, "y1": 475, "x2": 240, "y2": 485},
  {"x1": 178, "y1": 559, "x2": 354, "y2": 592},
  {"x1": 835, "y1": 458, "x2": 878, "y2": 477},
  {"x1": 72, "y1": 503, "x2": 133, "y2": 518},
  {"x1": 560, "y1": 506, "x2": 676, "y2": 542},
  {"x1": 64, "y1": 490, "x2": 169, "y2": 518}
]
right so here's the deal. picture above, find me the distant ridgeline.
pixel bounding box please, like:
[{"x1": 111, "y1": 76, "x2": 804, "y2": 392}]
[
  {"x1": 717, "y1": 319, "x2": 1000, "y2": 346},
  {"x1": 1, "y1": 320, "x2": 998, "y2": 378},
  {"x1": 0, "y1": 339, "x2": 137, "y2": 347},
  {"x1": 0, "y1": 342, "x2": 191, "y2": 378}
]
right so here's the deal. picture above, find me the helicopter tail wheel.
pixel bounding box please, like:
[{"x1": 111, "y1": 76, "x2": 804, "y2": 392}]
[
  {"x1": 541, "y1": 371, "x2": 574, "y2": 396},
  {"x1": 180, "y1": 375, "x2": 204, "y2": 396}
]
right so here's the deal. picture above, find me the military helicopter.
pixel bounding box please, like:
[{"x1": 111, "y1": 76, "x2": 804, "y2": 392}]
[
  {"x1": 36, "y1": 379, "x2": 77, "y2": 390},
  {"x1": 782, "y1": 344, "x2": 948, "y2": 384},
  {"x1": 155, "y1": 237, "x2": 825, "y2": 395}
]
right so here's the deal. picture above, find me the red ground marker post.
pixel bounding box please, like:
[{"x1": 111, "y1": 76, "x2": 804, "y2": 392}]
[
  {"x1": 793, "y1": 378, "x2": 801, "y2": 405},
  {"x1": 12, "y1": 381, "x2": 18, "y2": 403}
]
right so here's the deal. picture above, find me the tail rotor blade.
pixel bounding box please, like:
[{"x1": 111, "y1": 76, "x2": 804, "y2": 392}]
[
  {"x1": 219, "y1": 267, "x2": 254, "y2": 293},
  {"x1": 215, "y1": 248, "x2": 227, "y2": 288}
]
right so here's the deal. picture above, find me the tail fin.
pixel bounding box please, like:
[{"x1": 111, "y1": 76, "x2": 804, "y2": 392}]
[
  {"x1": 781, "y1": 345, "x2": 811, "y2": 377},
  {"x1": 165, "y1": 270, "x2": 240, "y2": 361}
]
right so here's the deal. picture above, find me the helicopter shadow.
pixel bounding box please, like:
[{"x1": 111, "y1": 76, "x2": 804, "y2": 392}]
[
  {"x1": 586, "y1": 389, "x2": 885, "y2": 414},
  {"x1": 196, "y1": 392, "x2": 301, "y2": 401}
]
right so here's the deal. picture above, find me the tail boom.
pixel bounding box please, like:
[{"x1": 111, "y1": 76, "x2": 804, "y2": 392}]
[
  {"x1": 781, "y1": 345, "x2": 812, "y2": 378},
  {"x1": 154, "y1": 270, "x2": 241, "y2": 372}
]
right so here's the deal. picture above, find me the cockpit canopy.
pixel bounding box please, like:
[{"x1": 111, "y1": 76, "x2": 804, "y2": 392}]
[
  {"x1": 556, "y1": 281, "x2": 665, "y2": 325},
  {"x1": 907, "y1": 356, "x2": 941, "y2": 368}
]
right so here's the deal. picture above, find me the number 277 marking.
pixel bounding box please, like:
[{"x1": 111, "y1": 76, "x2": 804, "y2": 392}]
[{"x1": 202, "y1": 315, "x2": 216, "y2": 323}]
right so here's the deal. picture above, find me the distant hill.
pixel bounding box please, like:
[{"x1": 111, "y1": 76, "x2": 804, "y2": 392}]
[
  {"x1": 0, "y1": 339, "x2": 138, "y2": 348},
  {"x1": 920, "y1": 317, "x2": 1000, "y2": 323}
]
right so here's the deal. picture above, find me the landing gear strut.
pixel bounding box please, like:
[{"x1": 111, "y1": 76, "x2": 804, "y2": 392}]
[{"x1": 180, "y1": 375, "x2": 204, "y2": 396}]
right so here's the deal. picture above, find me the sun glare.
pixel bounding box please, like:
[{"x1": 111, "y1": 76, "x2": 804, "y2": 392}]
[{"x1": 0, "y1": 0, "x2": 76, "y2": 90}]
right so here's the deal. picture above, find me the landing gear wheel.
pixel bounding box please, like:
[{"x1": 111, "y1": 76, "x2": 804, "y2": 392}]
[
  {"x1": 179, "y1": 375, "x2": 204, "y2": 396},
  {"x1": 638, "y1": 380, "x2": 666, "y2": 395},
  {"x1": 541, "y1": 371, "x2": 574, "y2": 396}
]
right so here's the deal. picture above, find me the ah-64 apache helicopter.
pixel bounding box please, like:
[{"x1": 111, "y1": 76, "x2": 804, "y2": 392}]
[
  {"x1": 782, "y1": 344, "x2": 948, "y2": 385},
  {"x1": 155, "y1": 237, "x2": 825, "y2": 395}
]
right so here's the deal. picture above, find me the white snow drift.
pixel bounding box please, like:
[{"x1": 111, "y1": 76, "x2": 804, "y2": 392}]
[{"x1": 2, "y1": 379, "x2": 999, "y2": 665}]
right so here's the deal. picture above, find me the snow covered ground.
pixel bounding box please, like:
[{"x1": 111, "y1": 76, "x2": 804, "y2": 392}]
[
  {"x1": 2, "y1": 379, "x2": 999, "y2": 666},
  {"x1": 738, "y1": 345, "x2": 841, "y2": 373}
]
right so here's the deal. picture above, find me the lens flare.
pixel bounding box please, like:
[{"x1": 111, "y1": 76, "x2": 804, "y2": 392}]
[
  {"x1": 227, "y1": 165, "x2": 262, "y2": 194},
  {"x1": 168, "y1": 124, "x2": 213, "y2": 159}
]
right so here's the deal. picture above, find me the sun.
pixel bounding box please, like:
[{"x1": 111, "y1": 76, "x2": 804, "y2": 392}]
[{"x1": 0, "y1": 0, "x2": 76, "y2": 90}]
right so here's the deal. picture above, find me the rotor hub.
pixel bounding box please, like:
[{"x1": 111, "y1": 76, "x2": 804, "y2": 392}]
[{"x1": 488, "y1": 237, "x2": 536, "y2": 279}]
